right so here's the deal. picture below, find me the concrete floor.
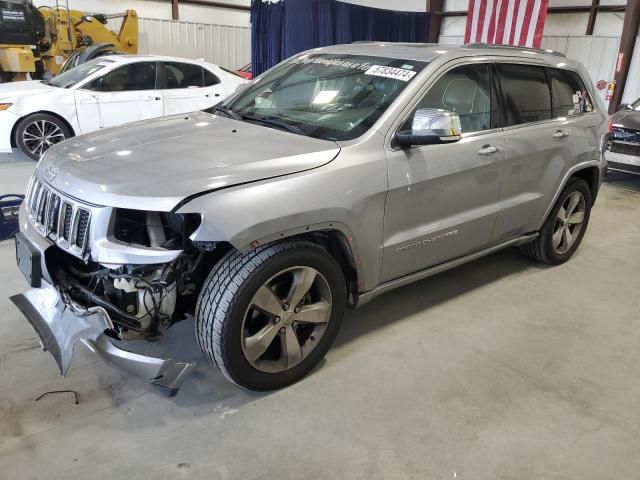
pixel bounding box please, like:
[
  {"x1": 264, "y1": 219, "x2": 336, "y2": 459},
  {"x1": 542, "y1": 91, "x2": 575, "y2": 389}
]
[{"x1": 1, "y1": 150, "x2": 640, "y2": 480}]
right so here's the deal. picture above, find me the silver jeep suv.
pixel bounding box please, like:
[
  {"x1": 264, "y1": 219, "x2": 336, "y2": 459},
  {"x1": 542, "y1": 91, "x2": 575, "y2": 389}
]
[{"x1": 12, "y1": 43, "x2": 608, "y2": 395}]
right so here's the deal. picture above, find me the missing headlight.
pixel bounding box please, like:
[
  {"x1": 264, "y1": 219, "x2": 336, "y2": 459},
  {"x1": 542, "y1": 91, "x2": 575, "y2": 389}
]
[{"x1": 112, "y1": 209, "x2": 201, "y2": 249}]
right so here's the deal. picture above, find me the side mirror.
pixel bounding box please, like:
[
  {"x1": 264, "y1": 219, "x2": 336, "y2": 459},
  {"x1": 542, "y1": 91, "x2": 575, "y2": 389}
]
[{"x1": 396, "y1": 108, "x2": 462, "y2": 147}]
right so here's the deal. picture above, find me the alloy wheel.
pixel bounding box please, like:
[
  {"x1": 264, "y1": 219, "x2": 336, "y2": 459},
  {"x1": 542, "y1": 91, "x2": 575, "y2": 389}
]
[
  {"x1": 241, "y1": 266, "x2": 333, "y2": 373},
  {"x1": 553, "y1": 191, "x2": 586, "y2": 254},
  {"x1": 22, "y1": 120, "x2": 66, "y2": 158}
]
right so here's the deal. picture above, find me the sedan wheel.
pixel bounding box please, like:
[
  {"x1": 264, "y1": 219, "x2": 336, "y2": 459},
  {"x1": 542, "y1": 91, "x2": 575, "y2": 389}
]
[{"x1": 15, "y1": 114, "x2": 71, "y2": 161}]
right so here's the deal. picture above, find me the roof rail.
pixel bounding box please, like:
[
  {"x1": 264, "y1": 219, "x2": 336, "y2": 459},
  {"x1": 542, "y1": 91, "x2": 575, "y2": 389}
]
[{"x1": 465, "y1": 43, "x2": 566, "y2": 57}]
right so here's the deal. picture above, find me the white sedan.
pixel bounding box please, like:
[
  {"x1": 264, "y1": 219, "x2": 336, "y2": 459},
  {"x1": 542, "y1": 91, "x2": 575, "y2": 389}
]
[{"x1": 0, "y1": 55, "x2": 248, "y2": 160}]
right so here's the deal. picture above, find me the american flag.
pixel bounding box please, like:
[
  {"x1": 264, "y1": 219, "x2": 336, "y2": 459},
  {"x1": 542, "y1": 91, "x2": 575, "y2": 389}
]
[{"x1": 464, "y1": 0, "x2": 549, "y2": 49}]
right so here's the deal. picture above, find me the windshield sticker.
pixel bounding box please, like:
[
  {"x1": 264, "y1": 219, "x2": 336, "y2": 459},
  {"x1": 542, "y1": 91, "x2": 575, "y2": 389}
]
[
  {"x1": 291, "y1": 56, "x2": 375, "y2": 71},
  {"x1": 365, "y1": 65, "x2": 417, "y2": 82}
]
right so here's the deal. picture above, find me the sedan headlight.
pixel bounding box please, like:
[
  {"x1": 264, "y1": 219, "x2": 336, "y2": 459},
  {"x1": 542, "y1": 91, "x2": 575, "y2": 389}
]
[{"x1": 0, "y1": 103, "x2": 13, "y2": 111}]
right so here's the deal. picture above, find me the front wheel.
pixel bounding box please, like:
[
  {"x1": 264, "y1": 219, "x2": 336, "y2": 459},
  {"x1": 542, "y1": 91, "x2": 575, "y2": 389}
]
[
  {"x1": 15, "y1": 113, "x2": 71, "y2": 161},
  {"x1": 520, "y1": 178, "x2": 592, "y2": 265},
  {"x1": 195, "y1": 241, "x2": 347, "y2": 391}
]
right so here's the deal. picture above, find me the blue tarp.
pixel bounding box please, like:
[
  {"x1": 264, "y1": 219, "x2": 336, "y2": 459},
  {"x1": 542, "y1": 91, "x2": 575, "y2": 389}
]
[{"x1": 251, "y1": 0, "x2": 429, "y2": 76}]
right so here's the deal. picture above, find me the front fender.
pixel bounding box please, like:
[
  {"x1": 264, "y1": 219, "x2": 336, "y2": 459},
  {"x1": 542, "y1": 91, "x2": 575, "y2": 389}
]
[
  {"x1": 12, "y1": 92, "x2": 80, "y2": 135},
  {"x1": 175, "y1": 159, "x2": 388, "y2": 292}
]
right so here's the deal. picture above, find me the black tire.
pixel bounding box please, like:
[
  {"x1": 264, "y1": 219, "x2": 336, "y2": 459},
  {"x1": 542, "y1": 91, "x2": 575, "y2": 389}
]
[
  {"x1": 15, "y1": 113, "x2": 71, "y2": 161},
  {"x1": 520, "y1": 178, "x2": 592, "y2": 265},
  {"x1": 195, "y1": 241, "x2": 347, "y2": 391},
  {"x1": 0, "y1": 72, "x2": 14, "y2": 83}
]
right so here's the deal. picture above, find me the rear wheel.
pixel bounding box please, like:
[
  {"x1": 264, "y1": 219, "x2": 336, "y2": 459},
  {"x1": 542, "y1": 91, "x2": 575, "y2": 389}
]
[
  {"x1": 195, "y1": 241, "x2": 347, "y2": 391},
  {"x1": 520, "y1": 178, "x2": 592, "y2": 265},
  {"x1": 15, "y1": 113, "x2": 71, "y2": 161}
]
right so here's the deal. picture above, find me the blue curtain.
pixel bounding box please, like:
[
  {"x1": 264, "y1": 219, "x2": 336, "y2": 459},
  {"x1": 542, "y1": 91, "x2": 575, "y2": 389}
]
[{"x1": 251, "y1": 0, "x2": 429, "y2": 76}]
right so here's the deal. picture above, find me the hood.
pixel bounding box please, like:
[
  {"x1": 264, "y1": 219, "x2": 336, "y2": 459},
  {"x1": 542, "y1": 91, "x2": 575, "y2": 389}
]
[
  {"x1": 611, "y1": 108, "x2": 640, "y2": 131},
  {"x1": 0, "y1": 80, "x2": 56, "y2": 101},
  {"x1": 38, "y1": 112, "x2": 341, "y2": 211}
]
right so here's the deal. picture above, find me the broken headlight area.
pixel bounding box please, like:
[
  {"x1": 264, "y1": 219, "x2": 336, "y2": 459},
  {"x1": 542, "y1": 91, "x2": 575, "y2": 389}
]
[
  {"x1": 112, "y1": 209, "x2": 202, "y2": 250},
  {"x1": 45, "y1": 210, "x2": 208, "y2": 341}
]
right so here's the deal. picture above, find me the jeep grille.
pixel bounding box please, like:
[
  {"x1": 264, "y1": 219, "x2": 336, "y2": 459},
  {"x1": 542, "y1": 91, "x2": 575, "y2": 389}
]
[{"x1": 26, "y1": 178, "x2": 92, "y2": 258}]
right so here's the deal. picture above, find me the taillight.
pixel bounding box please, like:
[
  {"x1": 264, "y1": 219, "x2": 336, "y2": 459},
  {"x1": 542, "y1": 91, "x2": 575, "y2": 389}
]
[{"x1": 607, "y1": 120, "x2": 613, "y2": 133}]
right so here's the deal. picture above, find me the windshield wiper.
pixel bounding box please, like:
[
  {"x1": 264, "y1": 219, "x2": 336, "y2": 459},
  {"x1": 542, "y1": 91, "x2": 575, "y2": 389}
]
[
  {"x1": 207, "y1": 105, "x2": 242, "y2": 120},
  {"x1": 241, "y1": 114, "x2": 305, "y2": 136}
]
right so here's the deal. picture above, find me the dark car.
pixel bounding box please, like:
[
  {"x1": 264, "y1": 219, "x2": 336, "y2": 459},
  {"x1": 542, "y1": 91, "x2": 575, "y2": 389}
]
[{"x1": 607, "y1": 99, "x2": 640, "y2": 175}]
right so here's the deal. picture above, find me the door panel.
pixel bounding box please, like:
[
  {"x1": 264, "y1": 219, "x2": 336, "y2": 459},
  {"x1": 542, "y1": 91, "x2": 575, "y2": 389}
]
[
  {"x1": 77, "y1": 61, "x2": 164, "y2": 129},
  {"x1": 493, "y1": 64, "x2": 599, "y2": 239},
  {"x1": 381, "y1": 62, "x2": 504, "y2": 283},
  {"x1": 383, "y1": 134, "x2": 506, "y2": 282},
  {"x1": 95, "y1": 91, "x2": 164, "y2": 128},
  {"x1": 163, "y1": 85, "x2": 225, "y2": 115},
  {"x1": 493, "y1": 121, "x2": 574, "y2": 239},
  {"x1": 161, "y1": 62, "x2": 226, "y2": 115}
]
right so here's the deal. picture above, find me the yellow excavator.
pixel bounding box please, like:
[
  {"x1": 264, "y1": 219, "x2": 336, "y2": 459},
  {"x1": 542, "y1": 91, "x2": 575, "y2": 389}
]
[{"x1": 0, "y1": 0, "x2": 138, "y2": 82}]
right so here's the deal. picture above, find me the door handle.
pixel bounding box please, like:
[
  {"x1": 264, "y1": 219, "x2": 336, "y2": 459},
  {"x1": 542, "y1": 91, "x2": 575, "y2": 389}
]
[
  {"x1": 206, "y1": 93, "x2": 221, "y2": 98},
  {"x1": 154, "y1": 96, "x2": 161, "y2": 101},
  {"x1": 553, "y1": 129, "x2": 570, "y2": 139},
  {"x1": 477, "y1": 145, "x2": 502, "y2": 156}
]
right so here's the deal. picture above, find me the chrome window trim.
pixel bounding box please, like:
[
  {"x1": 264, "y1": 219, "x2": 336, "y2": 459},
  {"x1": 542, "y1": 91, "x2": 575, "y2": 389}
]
[{"x1": 386, "y1": 57, "x2": 600, "y2": 151}]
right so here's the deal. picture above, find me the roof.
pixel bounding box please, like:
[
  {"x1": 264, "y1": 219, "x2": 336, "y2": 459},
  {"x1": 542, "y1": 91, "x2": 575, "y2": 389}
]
[
  {"x1": 309, "y1": 42, "x2": 575, "y2": 67},
  {"x1": 98, "y1": 54, "x2": 217, "y2": 66}
]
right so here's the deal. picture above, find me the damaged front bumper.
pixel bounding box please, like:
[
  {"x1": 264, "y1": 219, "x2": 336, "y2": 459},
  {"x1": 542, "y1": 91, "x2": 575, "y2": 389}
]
[{"x1": 10, "y1": 280, "x2": 195, "y2": 397}]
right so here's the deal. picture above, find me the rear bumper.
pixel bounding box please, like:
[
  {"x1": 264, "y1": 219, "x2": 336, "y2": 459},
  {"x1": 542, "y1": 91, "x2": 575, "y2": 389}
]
[
  {"x1": 0, "y1": 110, "x2": 19, "y2": 154},
  {"x1": 11, "y1": 278, "x2": 195, "y2": 397},
  {"x1": 605, "y1": 150, "x2": 640, "y2": 175}
]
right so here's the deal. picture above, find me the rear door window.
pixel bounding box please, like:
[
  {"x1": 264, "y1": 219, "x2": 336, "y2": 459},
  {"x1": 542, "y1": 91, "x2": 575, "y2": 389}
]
[
  {"x1": 164, "y1": 62, "x2": 205, "y2": 89},
  {"x1": 497, "y1": 63, "x2": 552, "y2": 126},
  {"x1": 548, "y1": 68, "x2": 593, "y2": 117}
]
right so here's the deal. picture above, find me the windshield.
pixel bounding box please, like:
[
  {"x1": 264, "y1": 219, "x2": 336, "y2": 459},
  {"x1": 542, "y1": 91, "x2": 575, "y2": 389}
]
[
  {"x1": 49, "y1": 58, "x2": 115, "y2": 89},
  {"x1": 224, "y1": 54, "x2": 427, "y2": 141}
]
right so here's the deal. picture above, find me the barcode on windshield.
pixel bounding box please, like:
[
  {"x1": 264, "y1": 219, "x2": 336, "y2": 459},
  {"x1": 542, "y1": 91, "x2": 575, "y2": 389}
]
[{"x1": 365, "y1": 65, "x2": 417, "y2": 82}]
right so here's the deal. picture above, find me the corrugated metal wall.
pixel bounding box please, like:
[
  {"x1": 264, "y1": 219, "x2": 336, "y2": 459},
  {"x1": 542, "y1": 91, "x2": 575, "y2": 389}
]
[
  {"x1": 440, "y1": 35, "x2": 640, "y2": 104},
  {"x1": 138, "y1": 18, "x2": 251, "y2": 70},
  {"x1": 136, "y1": 18, "x2": 639, "y2": 105}
]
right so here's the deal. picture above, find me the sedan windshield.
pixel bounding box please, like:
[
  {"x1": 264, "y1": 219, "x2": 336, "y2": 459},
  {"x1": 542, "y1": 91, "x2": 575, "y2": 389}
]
[
  {"x1": 48, "y1": 58, "x2": 115, "y2": 89},
  {"x1": 224, "y1": 54, "x2": 427, "y2": 141}
]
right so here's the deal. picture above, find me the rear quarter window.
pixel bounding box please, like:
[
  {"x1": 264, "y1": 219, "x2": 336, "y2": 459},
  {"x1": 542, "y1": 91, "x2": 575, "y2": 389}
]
[
  {"x1": 203, "y1": 68, "x2": 220, "y2": 86},
  {"x1": 548, "y1": 68, "x2": 593, "y2": 117}
]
